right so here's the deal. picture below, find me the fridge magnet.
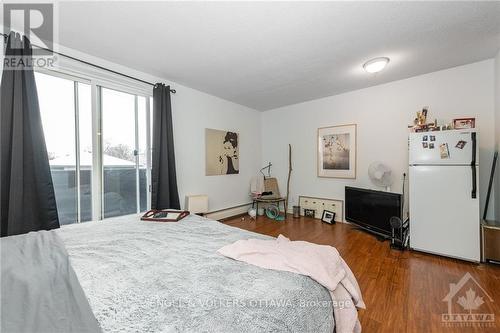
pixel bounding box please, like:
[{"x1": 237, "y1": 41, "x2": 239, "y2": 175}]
[
  {"x1": 422, "y1": 142, "x2": 428, "y2": 148},
  {"x1": 439, "y1": 143, "x2": 450, "y2": 159},
  {"x1": 429, "y1": 143, "x2": 435, "y2": 149},
  {"x1": 453, "y1": 118, "x2": 475, "y2": 129},
  {"x1": 455, "y1": 140, "x2": 467, "y2": 149},
  {"x1": 430, "y1": 135, "x2": 436, "y2": 142},
  {"x1": 422, "y1": 135, "x2": 428, "y2": 142}
]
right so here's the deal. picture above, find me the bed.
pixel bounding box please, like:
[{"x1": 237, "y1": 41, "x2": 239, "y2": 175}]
[{"x1": 52, "y1": 214, "x2": 335, "y2": 332}]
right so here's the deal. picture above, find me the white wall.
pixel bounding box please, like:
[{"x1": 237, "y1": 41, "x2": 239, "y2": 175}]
[
  {"x1": 495, "y1": 50, "x2": 500, "y2": 221},
  {"x1": 262, "y1": 60, "x2": 496, "y2": 221},
  {"x1": 171, "y1": 89, "x2": 261, "y2": 211}
]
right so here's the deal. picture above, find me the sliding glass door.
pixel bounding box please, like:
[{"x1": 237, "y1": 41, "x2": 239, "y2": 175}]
[
  {"x1": 35, "y1": 71, "x2": 152, "y2": 223},
  {"x1": 77, "y1": 83, "x2": 93, "y2": 222},
  {"x1": 101, "y1": 88, "x2": 150, "y2": 218},
  {"x1": 36, "y1": 72, "x2": 92, "y2": 224},
  {"x1": 137, "y1": 96, "x2": 150, "y2": 212}
]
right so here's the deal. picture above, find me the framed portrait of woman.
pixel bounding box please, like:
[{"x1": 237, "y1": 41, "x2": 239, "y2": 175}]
[
  {"x1": 317, "y1": 124, "x2": 356, "y2": 178},
  {"x1": 205, "y1": 128, "x2": 239, "y2": 175}
]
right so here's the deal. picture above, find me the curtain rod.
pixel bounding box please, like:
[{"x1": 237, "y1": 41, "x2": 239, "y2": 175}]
[{"x1": 1, "y1": 32, "x2": 176, "y2": 94}]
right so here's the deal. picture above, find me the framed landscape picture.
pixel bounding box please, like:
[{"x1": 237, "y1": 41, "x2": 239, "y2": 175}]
[{"x1": 317, "y1": 124, "x2": 356, "y2": 178}]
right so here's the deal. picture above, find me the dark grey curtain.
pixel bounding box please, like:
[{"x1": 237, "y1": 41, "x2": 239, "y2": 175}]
[
  {"x1": 0, "y1": 32, "x2": 60, "y2": 237},
  {"x1": 151, "y1": 84, "x2": 180, "y2": 210}
]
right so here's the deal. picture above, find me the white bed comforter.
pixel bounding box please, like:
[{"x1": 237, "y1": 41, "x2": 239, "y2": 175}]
[{"x1": 56, "y1": 214, "x2": 336, "y2": 333}]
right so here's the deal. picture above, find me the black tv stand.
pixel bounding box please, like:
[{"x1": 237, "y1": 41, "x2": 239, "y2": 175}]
[{"x1": 350, "y1": 223, "x2": 391, "y2": 241}]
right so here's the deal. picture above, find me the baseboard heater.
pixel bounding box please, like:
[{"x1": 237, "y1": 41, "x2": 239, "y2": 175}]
[{"x1": 205, "y1": 203, "x2": 252, "y2": 221}]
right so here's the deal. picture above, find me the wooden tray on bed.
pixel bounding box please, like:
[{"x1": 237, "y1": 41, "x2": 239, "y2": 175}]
[{"x1": 141, "y1": 210, "x2": 190, "y2": 222}]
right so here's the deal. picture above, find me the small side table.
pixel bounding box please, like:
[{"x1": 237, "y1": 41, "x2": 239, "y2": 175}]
[
  {"x1": 252, "y1": 198, "x2": 286, "y2": 216},
  {"x1": 481, "y1": 220, "x2": 500, "y2": 264}
]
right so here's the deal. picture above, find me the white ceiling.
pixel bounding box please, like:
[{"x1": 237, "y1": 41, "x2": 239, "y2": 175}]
[{"x1": 56, "y1": 1, "x2": 500, "y2": 111}]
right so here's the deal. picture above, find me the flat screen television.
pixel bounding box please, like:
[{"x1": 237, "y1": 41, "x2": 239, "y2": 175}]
[{"x1": 345, "y1": 186, "x2": 402, "y2": 238}]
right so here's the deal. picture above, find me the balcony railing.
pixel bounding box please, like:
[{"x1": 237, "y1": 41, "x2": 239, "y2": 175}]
[{"x1": 50, "y1": 166, "x2": 147, "y2": 224}]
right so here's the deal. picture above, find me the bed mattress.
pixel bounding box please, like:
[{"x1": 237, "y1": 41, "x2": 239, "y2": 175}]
[{"x1": 56, "y1": 214, "x2": 335, "y2": 333}]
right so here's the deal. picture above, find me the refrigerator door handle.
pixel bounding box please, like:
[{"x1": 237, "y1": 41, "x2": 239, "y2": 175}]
[
  {"x1": 471, "y1": 132, "x2": 477, "y2": 199},
  {"x1": 471, "y1": 165, "x2": 477, "y2": 199}
]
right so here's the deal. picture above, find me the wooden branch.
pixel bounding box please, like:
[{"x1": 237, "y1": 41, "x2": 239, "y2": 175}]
[{"x1": 285, "y1": 144, "x2": 292, "y2": 213}]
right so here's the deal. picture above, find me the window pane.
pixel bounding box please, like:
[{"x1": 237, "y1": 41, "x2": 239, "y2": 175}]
[
  {"x1": 102, "y1": 88, "x2": 137, "y2": 218},
  {"x1": 149, "y1": 96, "x2": 154, "y2": 149},
  {"x1": 78, "y1": 82, "x2": 93, "y2": 222},
  {"x1": 137, "y1": 96, "x2": 148, "y2": 212},
  {"x1": 36, "y1": 72, "x2": 77, "y2": 225}
]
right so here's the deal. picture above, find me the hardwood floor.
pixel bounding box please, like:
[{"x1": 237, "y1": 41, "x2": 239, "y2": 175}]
[{"x1": 222, "y1": 215, "x2": 500, "y2": 333}]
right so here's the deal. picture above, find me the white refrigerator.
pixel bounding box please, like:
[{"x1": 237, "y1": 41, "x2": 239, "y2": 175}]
[{"x1": 409, "y1": 130, "x2": 480, "y2": 262}]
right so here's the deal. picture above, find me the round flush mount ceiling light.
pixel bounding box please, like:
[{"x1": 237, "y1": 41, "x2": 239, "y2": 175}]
[{"x1": 363, "y1": 57, "x2": 390, "y2": 73}]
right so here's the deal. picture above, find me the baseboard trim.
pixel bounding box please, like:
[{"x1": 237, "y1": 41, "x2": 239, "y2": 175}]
[
  {"x1": 205, "y1": 203, "x2": 252, "y2": 221},
  {"x1": 218, "y1": 212, "x2": 248, "y2": 222},
  {"x1": 206, "y1": 203, "x2": 348, "y2": 223}
]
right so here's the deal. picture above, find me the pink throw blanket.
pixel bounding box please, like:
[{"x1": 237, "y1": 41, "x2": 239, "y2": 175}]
[{"x1": 218, "y1": 235, "x2": 365, "y2": 333}]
